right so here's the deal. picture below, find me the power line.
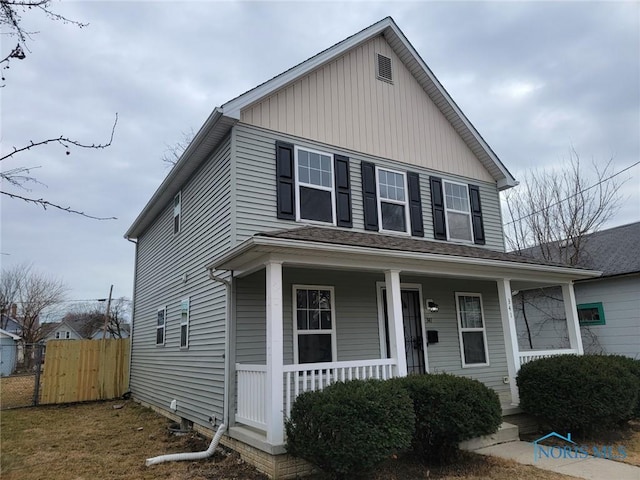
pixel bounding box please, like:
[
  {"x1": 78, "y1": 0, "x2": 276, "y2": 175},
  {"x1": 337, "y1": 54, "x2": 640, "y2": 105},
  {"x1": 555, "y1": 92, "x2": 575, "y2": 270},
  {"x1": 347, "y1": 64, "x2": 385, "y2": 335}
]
[{"x1": 504, "y1": 160, "x2": 640, "y2": 227}]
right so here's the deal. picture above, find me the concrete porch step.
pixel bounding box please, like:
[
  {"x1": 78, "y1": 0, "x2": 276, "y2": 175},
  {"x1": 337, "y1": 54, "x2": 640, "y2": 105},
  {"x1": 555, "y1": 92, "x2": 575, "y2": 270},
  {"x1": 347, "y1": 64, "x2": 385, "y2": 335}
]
[{"x1": 459, "y1": 422, "x2": 519, "y2": 451}]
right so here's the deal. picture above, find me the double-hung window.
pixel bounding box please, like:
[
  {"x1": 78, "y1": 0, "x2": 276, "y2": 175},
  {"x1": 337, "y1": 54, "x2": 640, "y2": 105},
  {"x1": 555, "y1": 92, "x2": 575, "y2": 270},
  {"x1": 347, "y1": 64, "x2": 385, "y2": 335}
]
[
  {"x1": 180, "y1": 298, "x2": 190, "y2": 348},
  {"x1": 376, "y1": 167, "x2": 410, "y2": 233},
  {"x1": 295, "y1": 147, "x2": 335, "y2": 224},
  {"x1": 173, "y1": 192, "x2": 181, "y2": 234},
  {"x1": 455, "y1": 293, "x2": 489, "y2": 367},
  {"x1": 443, "y1": 181, "x2": 473, "y2": 242},
  {"x1": 293, "y1": 286, "x2": 336, "y2": 364},
  {"x1": 156, "y1": 307, "x2": 166, "y2": 346}
]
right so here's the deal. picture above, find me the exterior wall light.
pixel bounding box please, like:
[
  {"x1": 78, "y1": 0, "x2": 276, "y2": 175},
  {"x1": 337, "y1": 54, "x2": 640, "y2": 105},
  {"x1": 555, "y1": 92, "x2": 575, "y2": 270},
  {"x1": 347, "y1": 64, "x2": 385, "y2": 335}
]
[{"x1": 426, "y1": 300, "x2": 439, "y2": 313}]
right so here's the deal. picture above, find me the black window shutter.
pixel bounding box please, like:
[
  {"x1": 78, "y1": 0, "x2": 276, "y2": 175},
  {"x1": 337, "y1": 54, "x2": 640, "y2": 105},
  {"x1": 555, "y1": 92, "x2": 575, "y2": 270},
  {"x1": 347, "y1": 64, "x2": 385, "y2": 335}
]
[
  {"x1": 430, "y1": 176, "x2": 447, "y2": 240},
  {"x1": 361, "y1": 161, "x2": 379, "y2": 231},
  {"x1": 275, "y1": 141, "x2": 295, "y2": 220},
  {"x1": 468, "y1": 184, "x2": 485, "y2": 245},
  {"x1": 334, "y1": 155, "x2": 352, "y2": 228},
  {"x1": 407, "y1": 172, "x2": 424, "y2": 237}
]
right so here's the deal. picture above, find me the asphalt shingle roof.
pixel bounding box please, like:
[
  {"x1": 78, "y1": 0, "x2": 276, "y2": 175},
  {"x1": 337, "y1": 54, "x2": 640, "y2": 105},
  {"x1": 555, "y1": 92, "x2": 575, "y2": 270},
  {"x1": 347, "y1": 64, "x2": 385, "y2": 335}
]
[{"x1": 257, "y1": 226, "x2": 590, "y2": 270}]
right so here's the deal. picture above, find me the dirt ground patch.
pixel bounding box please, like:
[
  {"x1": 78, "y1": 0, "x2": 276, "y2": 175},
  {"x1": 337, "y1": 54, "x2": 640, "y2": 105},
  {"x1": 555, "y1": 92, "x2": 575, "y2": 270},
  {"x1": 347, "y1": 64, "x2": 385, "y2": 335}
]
[{"x1": 2, "y1": 400, "x2": 579, "y2": 480}]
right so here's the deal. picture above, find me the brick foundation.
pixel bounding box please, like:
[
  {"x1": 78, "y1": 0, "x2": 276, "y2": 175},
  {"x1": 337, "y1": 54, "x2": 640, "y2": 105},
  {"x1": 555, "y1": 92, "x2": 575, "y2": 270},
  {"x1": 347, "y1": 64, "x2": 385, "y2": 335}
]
[{"x1": 135, "y1": 399, "x2": 314, "y2": 479}]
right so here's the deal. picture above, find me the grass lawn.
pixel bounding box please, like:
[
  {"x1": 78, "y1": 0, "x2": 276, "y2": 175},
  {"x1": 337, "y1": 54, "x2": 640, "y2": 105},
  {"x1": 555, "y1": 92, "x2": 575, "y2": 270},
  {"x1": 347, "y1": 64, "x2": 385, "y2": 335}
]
[{"x1": 1, "y1": 400, "x2": 581, "y2": 480}]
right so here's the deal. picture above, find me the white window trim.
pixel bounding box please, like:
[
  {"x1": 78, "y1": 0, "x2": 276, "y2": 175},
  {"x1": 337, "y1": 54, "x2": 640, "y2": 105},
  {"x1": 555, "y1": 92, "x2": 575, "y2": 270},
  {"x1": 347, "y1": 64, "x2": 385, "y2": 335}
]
[
  {"x1": 375, "y1": 166, "x2": 411, "y2": 235},
  {"x1": 455, "y1": 292, "x2": 490, "y2": 368},
  {"x1": 292, "y1": 284, "x2": 337, "y2": 364},
  {"x1": 173, "y1": 191, "x2": 182, "y2": 235},
  {"x1": 375, "y1": 282, "x2": 429, "y2": 373},
  {"x1": 443, "y1": 180, "x2": 474, "y2": 243},
  {"x1": 156, "y1": 306, "x2": 166, "y2": 346},
  {"x1": 294, "y1": 146, "x2": 337, "y2": 226},
  {"x1": 180, "y1": 298, "x2": 190, "y2": 349}
]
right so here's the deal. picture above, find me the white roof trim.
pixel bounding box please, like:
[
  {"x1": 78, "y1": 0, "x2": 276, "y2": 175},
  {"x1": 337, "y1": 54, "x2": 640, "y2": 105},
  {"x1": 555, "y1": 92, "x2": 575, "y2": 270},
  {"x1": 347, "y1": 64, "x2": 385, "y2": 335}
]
[
  {"x1": 209, "y1": 236, "x2": 601, "y2": 281},
  {"x1": 221, "y1": 17, "x2": 517, "y2": 189},
  {"x1": 0, "y1": 328, "x2": 21, "y2": 340}
]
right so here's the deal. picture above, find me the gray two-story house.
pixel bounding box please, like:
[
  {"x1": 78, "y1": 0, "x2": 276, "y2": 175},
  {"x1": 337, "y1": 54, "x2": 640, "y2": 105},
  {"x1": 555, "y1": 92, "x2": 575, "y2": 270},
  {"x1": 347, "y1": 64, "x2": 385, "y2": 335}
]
[{"x1": 125, "y1": 17, "x2": 598, "y2": 479}]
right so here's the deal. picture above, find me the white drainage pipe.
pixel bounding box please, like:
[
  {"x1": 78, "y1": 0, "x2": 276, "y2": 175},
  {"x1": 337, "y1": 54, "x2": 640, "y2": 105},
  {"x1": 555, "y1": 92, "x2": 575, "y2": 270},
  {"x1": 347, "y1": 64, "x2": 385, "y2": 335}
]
[{"x1": 145, "y1": 422, "x2": 227, "y2": 467}]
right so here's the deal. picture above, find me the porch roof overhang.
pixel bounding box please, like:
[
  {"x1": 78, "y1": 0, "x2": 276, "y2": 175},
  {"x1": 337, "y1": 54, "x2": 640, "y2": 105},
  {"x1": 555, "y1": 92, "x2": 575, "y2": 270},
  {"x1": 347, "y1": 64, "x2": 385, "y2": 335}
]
[{"x1": 209, "y1": 227, "x2": 601, "y2": 287}]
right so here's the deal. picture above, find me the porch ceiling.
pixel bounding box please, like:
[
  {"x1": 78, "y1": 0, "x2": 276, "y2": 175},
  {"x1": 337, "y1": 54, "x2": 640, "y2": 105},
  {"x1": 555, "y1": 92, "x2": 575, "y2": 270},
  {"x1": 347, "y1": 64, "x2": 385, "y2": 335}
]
[{"x1": 209, "y1": 227, "x2": 600, "y2": 285}]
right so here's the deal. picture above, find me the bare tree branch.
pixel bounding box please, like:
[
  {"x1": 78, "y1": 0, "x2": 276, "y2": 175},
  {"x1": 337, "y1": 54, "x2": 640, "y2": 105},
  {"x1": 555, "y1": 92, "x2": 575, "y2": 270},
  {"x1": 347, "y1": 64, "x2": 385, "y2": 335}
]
[
  {"x1": 0, "y1": 191, "x2": 117, "y2": 219},
  {"x1": 161, "y1": 128, "x2": 195, "y2": 168}
]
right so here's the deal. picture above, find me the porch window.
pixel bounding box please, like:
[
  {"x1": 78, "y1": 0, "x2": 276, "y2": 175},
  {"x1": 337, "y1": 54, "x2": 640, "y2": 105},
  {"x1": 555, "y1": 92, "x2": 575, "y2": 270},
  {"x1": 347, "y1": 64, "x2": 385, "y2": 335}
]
[
  {"x1": 293, "y1": 286, "x2": 336, "y2": 364},
  {"x1": 455, "y1": 293, "x2": 489, "y2": 367},
  {"x1": 577, "y1": 302, "x2": 605, "y2": 326},
  {"x1": 295, "y1": 147, "x2": 335, "y2": 224},
  {"x1": 443, "y1": 181, "x2": 473, "y2": 242},
  {"x1": 156, "y1": 307, "x2": 166, "y2": 346},
  {"x1": 180, "y1": 298, "x2": 190, "y2": 348},
  {"x1": 377, "y1": 167, "x2": 409, "y2": 233}
]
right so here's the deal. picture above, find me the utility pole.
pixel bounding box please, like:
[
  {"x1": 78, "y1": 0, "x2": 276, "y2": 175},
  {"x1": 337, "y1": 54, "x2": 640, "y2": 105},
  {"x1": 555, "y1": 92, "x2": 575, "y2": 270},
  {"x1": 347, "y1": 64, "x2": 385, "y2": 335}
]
[{"x1": 102, "y1": 284, "x2": 113, "y2": 339}]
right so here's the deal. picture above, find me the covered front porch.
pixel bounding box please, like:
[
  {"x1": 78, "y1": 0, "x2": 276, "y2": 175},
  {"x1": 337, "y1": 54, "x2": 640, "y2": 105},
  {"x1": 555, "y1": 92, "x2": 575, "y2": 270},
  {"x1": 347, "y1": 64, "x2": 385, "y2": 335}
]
[{"x1": 210, "y1": 228, "x2": 599, "y2": 449}]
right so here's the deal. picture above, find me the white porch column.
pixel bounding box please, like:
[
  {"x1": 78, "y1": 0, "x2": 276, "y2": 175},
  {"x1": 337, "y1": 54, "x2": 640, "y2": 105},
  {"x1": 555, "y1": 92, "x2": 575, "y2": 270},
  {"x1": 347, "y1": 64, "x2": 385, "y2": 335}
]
[
  {"x1": 384, "y1": 269, "x2": 407, "y2": 377},
  {"x1": 265, "y1": 261, "x2": 284, "y2": 445},
  {"x1": 496, "y1": 278, "x2": 520, "y2": 405},
  {"x1": 561, "y1": 282, "x2": 584, "y2": 355}
]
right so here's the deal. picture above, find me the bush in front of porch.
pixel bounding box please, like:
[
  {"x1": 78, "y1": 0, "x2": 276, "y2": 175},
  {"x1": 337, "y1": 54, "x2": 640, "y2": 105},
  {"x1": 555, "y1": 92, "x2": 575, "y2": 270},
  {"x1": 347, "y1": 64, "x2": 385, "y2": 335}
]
[
  {"x1": 284, "y1": 379, "x2": 414, "y2": 479},
  {"x1": 392, "y1": 374, "x2": 502, "y2": 463},
  {"x1": 517, "y1": 354, "x2": 639, "y2": 434}
]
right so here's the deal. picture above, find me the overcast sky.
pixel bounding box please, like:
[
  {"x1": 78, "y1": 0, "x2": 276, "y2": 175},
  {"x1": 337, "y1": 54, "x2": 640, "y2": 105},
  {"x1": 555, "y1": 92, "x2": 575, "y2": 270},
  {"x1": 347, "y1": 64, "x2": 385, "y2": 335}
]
[{"x1": 1, "y1": 1, "x2": 639, "y2": 306}]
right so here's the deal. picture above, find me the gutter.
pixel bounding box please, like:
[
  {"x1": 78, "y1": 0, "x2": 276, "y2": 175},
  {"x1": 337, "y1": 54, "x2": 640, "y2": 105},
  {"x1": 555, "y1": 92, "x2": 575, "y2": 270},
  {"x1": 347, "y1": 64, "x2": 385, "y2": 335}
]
[{"x1": 209, "y1": 236, "x2": 602, "y2": 280}]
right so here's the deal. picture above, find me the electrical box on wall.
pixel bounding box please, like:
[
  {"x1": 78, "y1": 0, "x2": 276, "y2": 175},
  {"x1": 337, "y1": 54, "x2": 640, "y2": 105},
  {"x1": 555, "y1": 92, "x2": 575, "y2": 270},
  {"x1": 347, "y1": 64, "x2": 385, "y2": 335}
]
[{"x1": 427, "y1": 330, "x2": 439, "y2": 344}]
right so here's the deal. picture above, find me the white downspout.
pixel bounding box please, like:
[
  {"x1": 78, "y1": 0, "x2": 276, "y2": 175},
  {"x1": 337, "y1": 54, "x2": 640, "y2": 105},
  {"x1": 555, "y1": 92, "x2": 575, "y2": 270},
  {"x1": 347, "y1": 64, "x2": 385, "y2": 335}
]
[
  {"x1": 145, "y1": 422, "x2": 227, "y2": 466},
  {"x1": 145, "y1": 269, "x2": 232, "y2": 468}
]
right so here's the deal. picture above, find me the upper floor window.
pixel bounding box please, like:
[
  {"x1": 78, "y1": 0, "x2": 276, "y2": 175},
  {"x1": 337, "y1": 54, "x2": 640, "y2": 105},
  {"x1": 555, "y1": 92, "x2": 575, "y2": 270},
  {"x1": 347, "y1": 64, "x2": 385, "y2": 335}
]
[
  {"x1": 276, "y1": 141, "x2": 352, "y2": 228},
  {"x1": 180, "y1": 298, "x2": 190, "y2": 348},
  {"x1": 55, "y1": 331, "x2": 70, "y2": 340},
  {"x1": 156, "y1": 307, "x2": 166, "y2": 346},
  {"x1": 377, "y1": 167, "x2": 409, "y2": 234},
  {"x1": 443, "y1": 181, "x2": 473, "y2": 242},
  {"x1": 293, "y1": 285, "x2": 336, "y2": 364},
  {"x1": 430, "y1": 177, "x2": 485, "y2": 245},
  {"x1": 295, "y1": 147, "x2": 336, "y2": 225},
  {"x1": 173, "y1": 192, "x2": 181, "y2": 234}
]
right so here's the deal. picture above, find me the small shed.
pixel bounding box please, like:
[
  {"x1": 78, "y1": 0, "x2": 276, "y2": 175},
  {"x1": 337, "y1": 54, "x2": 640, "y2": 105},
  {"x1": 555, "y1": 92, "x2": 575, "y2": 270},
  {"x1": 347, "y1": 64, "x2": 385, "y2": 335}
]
[{"x1": 0, "y1": 328, "x2": 21, "y2": 376}]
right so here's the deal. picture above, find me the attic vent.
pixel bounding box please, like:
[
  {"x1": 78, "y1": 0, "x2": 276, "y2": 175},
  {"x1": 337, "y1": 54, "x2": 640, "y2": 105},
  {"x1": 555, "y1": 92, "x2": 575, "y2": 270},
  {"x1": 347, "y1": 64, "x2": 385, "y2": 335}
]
[{"x1": 376, "y1": 53, "x2": 393, "y2": 83}]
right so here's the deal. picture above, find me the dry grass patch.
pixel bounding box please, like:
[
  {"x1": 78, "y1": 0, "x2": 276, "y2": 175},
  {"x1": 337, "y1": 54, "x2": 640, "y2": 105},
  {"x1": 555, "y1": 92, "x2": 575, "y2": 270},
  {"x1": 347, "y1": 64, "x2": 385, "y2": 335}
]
[
  {"x1": 2, "y1": 400, "x2": 580, "y2": 480},
  {"x1": 0, "y1": 374, "x2": 36, "y2": 409}
]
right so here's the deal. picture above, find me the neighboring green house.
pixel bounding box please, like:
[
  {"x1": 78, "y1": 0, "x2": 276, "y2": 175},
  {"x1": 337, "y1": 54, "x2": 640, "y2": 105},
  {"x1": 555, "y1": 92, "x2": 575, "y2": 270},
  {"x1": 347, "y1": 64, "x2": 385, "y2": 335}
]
[
  {"x1": 514, "y1": 222, "x2": 640, "y2": 358},
  {"x1": 125, "y1": 17, "x2": 598, "y2": 478}
]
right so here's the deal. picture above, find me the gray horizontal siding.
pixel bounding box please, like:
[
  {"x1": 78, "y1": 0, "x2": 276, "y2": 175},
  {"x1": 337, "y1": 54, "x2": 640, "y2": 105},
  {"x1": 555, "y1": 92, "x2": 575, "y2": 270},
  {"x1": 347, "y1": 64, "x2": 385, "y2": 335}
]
[
  {"x1": 233, "y1": 123, "x2": 505, "y2": 250},
  {"x1": 235, "y1": 268, "x2": 509, "y2": 396},
  {"x1": 130, "y1": 135, "x2": 232, "y2": 428}
]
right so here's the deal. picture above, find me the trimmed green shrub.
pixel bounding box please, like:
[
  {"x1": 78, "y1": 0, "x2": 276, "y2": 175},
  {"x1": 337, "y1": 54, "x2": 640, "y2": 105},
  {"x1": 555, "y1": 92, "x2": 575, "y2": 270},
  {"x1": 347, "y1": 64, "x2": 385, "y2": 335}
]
[
  {"x1": 517, "y1": 354, "x2": 639, "y2": 433},
  {"x1": 599, "y1": 355, "x2": 640, "y2": 419},
  {"x1": 285, "y1": 379, "x2": 415, "y2": 479},
  {"x1": 393, "y1": 373, "x2": 502, "y2": 463}
]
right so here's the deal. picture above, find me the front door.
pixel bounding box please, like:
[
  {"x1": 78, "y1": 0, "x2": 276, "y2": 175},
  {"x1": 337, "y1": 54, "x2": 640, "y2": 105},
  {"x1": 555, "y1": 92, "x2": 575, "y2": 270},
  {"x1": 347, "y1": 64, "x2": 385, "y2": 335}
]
[{"x1": 381, "y1": 288, "x2": 426, "y2": 374}]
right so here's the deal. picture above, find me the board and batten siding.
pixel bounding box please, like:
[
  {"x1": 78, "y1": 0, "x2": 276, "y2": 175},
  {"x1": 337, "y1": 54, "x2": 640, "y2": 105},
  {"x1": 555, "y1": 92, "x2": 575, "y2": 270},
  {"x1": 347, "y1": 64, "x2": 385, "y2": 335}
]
[
  {"x1": 235, "y1": 268, "x2": 510, "y2": 401},
  {"x1": 233, "y1": 123, "x2": 505, "y2": 251},
  {"x1": 240, "y1": 35, "x2": 494, "y2": 184},
  {"x1": 131, "y1": 135, "x2": 232, "y2": 427}
]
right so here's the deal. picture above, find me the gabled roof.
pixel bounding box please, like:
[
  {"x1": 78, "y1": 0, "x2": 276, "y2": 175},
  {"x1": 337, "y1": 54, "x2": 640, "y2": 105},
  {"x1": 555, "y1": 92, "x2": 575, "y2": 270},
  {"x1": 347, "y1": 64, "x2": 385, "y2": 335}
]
[
  {"x1": 126, "y1": 17, "x2": 516, "y2": 240},
  {"x1": 0, "y1": 328, "x2": 20, "y2": 340},
  {"x1": 520, "y1": 222, "x2": 640, "y2": 278}
]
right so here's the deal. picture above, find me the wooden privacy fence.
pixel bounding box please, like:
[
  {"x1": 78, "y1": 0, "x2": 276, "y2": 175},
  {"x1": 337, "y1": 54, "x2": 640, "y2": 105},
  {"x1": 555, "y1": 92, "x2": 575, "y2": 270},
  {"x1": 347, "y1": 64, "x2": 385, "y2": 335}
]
[{"x1": 40, "y1": 339, "x2": 130, "y2": 404}]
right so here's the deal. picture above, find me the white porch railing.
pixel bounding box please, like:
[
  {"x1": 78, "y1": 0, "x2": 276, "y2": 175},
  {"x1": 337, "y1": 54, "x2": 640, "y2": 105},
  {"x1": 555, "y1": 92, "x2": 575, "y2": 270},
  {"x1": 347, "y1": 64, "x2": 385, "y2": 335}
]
[
  {"x1": 235, "y1": 359, "x2": 398, "y2": 431},
  {"x1": 282, "y1": 359, "x2": 398, "y2": 419},
  {"x1": 518, "y1": 349, "x2": 579, "y2": 369},
  {"x1": 235, "y1": 364, "x2": 267, "y2": 430}
]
